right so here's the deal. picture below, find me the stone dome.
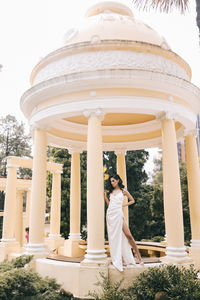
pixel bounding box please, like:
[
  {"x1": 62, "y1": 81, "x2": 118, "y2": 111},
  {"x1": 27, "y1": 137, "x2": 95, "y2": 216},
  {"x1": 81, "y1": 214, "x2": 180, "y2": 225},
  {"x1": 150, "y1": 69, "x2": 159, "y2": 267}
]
[
  {"x1": 63, "y1": 1, "x2": 170, "y2": 50},
  {"x1": 21, "y1": 0, "x2": 200, "y2": 155}
]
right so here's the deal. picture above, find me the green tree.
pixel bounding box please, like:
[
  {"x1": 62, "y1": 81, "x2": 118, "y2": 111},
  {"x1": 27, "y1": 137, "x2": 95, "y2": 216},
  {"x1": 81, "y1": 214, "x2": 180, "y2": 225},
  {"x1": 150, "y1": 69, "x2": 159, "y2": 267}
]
[
  {"x1": 48, "y1": 148, "x2": 150, "y2": 240},
  {"x1": 0, "y1": 115, "x2": 32, "y2": 238},
  {"x1": 179, "y1": 161, "x2": 191, "y2": 243},
  {"x1": 47, "y1": 147, "x2": 87, "y2": 239},
  {"x1": 0, "y1": 255, "x2": 73, "y2": 300},
  {"x1": 0, "y1": 115, "x2": 32, "y2": 177},
  {"x1": 104, "y1": 150, "x2": 151, "y2": 240},
  {"x1": 151, "y1": 155, "x2": 191, "y2": 243}
]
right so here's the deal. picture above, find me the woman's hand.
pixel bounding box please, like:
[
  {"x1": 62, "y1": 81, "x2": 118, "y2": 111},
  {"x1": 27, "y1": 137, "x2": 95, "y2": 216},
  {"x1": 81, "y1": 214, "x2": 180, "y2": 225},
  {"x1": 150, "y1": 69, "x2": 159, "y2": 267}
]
[
  {"x1": 104, "y1": 190, "x2": 110, "y2": 206},
  {"x1": 122, "y1": 188, "x2": 128, "y2": 196},
  {"x1": 104, "y1": 190, "x2": 107, "y2": 198},
  {"x1": 122, "y1": 189, "x2": 135, "y2": 206}
]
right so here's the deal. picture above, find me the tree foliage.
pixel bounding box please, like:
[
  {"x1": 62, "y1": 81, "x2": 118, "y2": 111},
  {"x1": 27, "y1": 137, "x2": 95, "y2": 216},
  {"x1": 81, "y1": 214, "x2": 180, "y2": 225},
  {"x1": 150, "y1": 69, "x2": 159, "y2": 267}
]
[
  {"x1": 91, "y1": 265, "x2": 200, "y2": 299},
  {"x1": 132, "y1": 0, "x2": 189, "y2": 13},
  {"x1": 48, "y1": 145, "x2": 191, "y2": 244},
  {"x1": 0, "y1": 255, "x2": 73, "y2": 300},
  {"x1": 131, "y1": 0, "x2": 200, "y2": 47},
  {"x1": 0, "y1": 115, "x2": 32, "y2": 238},
  {"x1": 47, "y1": 147, "x2": 87, "y2": 239},
  {"x1": 0, "y1": 115, "x2": 32, "y2": 177},
  {"x1": 150, "y1": 155, "x2": 191, "y2": 243},
  {"x1": 128, "y1": 264, "x2": 200, "y2": 300}
]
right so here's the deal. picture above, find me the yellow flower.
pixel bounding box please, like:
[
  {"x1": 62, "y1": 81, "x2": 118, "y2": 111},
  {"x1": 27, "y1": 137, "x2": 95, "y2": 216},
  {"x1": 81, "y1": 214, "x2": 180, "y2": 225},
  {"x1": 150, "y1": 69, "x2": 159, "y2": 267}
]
[
  {"x1": 103, "y1": 166, "x2": 109, "y2": 180},
  {"x1": 104, "y1": 173, "x2": 109, "y2": 180}
]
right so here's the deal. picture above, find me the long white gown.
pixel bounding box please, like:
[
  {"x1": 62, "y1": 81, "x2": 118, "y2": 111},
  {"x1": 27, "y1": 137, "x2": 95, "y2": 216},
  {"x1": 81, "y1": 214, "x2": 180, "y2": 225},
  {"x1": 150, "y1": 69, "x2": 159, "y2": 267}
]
[{"x1": 106, "y1": 190, "x2": 136, "y2": 272}]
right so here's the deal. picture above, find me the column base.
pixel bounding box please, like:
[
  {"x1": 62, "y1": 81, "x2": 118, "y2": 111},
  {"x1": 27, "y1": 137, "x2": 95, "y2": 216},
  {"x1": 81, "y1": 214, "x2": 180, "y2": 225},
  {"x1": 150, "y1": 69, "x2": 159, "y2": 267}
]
[
  {"x1": 160, "y1": 246, "x2": 193, "y2": 265},
  {"x1": 45, "y1": 235, "x2": 64, "y2": 252},
  {"x1": 64, "y1": 239, "x2": 85, "y2": 257},
  {"x1": 24, "y1": 243, "x2": 49, "y2": 258},
  {"x1": 81, "y1": 249, "x2": 108, "y2": 266},
  {"x1": 0, "y1": 240, "x2": 21, "y2": 261},
  {"x1": 68, "y1": 233, "x2": 82, "y2": 241},
  {"x1": 189, "y1": 240, "x2": 200, "y2": 268}
]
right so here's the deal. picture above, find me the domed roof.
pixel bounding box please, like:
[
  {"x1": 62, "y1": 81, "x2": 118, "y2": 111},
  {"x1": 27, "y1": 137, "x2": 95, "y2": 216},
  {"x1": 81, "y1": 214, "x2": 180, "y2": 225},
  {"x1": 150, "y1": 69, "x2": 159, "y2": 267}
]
[{"x1": 63, "y1": 1, "x2": 170, "y2": 50}]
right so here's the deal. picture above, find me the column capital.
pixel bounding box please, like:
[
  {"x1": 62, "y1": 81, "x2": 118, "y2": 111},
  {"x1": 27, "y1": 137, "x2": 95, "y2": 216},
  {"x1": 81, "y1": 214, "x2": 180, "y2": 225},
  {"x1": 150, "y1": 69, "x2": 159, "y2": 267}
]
[
  {"x1": 51, "y1": 170, "x2": 63, "y2": 175},
  {"x1": 184, "y1": 128, "x2": 198, "y2": 137},
  {"x1": 68, "y1": 148, "x2": 83, "y2": 155},
  {"x1": 6, "y1": 163, "x2": 19, "y2": 168},
  {"x1": 83, "y1": 108, "x2": 104, "y2": 121},
  {"x1": 29, "y1": 122, "x2": 50, "y2": 132},
  {"x1": 115, "y1": 149, "x2": 127, "y2": 155},
  {"x1": 157, "y1": 111, "x2": 177, "y2": 122}
]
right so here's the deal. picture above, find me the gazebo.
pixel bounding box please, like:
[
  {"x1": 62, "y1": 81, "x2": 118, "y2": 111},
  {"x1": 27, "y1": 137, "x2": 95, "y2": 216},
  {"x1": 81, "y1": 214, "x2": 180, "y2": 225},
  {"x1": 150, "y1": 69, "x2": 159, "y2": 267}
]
[{"x1": 8, "y1": 0, "x2": 200, "y2": 297}]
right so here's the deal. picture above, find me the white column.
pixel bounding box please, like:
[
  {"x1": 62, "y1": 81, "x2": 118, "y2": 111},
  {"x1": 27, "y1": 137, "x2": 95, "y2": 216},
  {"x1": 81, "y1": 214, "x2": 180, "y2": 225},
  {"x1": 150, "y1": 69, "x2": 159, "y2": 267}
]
[
  {"x1": 46, "y1": 169, "x2": 64, "y2": 251},
  {"x1": 15, "y1": 190, "x2": 23, "y2": 246},
  {"x1": 83, "y1": 109, "x2": 107, "y2": 263},
  {"x1": 115, "y1": 149, "x2": 128, "y2": 224},
  {"x1": 49, "y1": 170, "x2": 62, "y2": 238},
  {"x1": 22, "y1": 189, "x2": 31, "y2": 245},
  {"x1": 26, "y1": 127, "x2": 47, "y2": 255},
  {"x1": 160, "y1": 112, "x2": 190, "y2": 264},
  {"x1": 184, "y1": 128, "x2": 200, "y2": 266},
  {"x1": 25, "y1": 189, "x2": 31, "y2": 228},
  {"x1": 0, "y1": 160, "x2": 20, "y2": 261},
  {"x1": 68, "y1": 150, "x2": 81, "y2": 241},
  {"x1": 1, "y1": 162, "x2": 18, "y2": 242},
  {"x1": 64, "y1": 150, "x2": 83, "y2": 257}
]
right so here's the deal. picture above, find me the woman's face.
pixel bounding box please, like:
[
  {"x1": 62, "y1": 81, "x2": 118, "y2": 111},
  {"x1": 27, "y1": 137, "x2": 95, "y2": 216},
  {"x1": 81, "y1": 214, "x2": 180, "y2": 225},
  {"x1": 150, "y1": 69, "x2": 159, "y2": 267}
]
[{"x1": 110, "y1": 177, "x2": 119, "y2": 188}]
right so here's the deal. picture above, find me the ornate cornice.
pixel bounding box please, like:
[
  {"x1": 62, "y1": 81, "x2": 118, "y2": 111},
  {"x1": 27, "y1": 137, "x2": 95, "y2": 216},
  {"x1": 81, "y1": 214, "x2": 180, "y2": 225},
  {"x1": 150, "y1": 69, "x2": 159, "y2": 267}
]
[
  {"x1": 33, "y1": 49, "x2": 189, "y2": 85},
  {"x1": 30, "y1": 40, "x2": 191, "y2": 84},
  {"x1": 21, "y1": 69, "x2": 200, "y2": 119}
]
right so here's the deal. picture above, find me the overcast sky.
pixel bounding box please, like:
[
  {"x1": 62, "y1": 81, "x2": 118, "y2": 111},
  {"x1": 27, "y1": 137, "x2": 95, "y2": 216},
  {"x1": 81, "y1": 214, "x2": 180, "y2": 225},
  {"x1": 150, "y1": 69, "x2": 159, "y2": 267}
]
[{"x1": 0, "y1": 0, "x2": 199, "y2": 173}]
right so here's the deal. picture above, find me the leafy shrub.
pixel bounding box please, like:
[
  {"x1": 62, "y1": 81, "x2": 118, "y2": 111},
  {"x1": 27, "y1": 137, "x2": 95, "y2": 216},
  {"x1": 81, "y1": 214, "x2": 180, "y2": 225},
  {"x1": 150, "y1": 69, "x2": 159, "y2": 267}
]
[
  {"x1": 151, "y1": 236, "x2": 164, "y2": 243},
  {"x1": 0, "y1": 255, "x2": 73, "y2": 300},
  {"x1": 0, "y1": 255, "x2": 33, "y2": 273},
  {"x1": 127, "y1": 264, "x2": 200, "y2": 300},
  {"x1": 91, "y1": 265, "x2": 200, "y2": 300},
  {"x1": 88, "y1": 272, "x2": 128, "y2": 300}
]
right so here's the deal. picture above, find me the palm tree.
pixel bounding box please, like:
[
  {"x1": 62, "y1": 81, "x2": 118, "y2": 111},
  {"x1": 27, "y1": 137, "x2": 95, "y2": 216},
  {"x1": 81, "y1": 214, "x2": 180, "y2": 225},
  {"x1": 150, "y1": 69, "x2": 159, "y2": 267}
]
[{"x1": 132, "y1": 0, "x2": 200, "y2": 39}]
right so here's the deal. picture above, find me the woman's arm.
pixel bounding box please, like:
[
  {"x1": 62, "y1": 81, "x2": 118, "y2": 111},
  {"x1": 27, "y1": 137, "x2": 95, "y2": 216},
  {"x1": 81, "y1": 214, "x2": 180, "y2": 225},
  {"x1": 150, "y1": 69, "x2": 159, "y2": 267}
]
[
  {"x1": 122, "y1": 189, "x2": 135, "y2": 207},
  {"x1": 104, "y1": 191, "x2": 110, "y2": 206}
]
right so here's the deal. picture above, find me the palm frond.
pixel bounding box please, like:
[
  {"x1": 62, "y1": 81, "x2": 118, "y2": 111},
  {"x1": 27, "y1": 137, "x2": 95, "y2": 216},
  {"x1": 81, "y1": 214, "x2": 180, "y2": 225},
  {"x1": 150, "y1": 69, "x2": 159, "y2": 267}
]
[
  {"x1": 196, "y1": 0, "x2": 200, "y2": 37},
  {"x1": 131, "y1": 0, "x2": 189, "y2": 13}
]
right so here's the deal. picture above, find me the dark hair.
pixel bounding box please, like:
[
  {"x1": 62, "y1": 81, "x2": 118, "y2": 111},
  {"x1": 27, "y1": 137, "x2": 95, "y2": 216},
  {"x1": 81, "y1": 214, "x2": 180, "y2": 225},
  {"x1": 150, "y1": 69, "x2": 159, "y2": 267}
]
[
  {"x1": 107, "y1": 174, "x2": 125, "y2": 194},
  {"x1": 25, "y1": 227, "x2": 29, "y2": 232}
]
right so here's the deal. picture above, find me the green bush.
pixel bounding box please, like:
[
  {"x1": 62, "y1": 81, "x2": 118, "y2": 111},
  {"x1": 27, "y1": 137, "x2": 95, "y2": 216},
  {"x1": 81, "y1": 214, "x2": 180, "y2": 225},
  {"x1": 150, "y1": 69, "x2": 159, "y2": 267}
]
[
  {"x1": 127, "y1": 265, "x2": 200, "y2": 300},
  {"x1": 0, "y1": 255, "x2": 73, "y2": 300},
  {"x1": 0, "y1": 255, "x2": 33, "y2": 273},
  {"x1": 88, "y1": 272, "x2": 128, "y2": 300},
  {"x1": 91, "y1": 265, "x2": 200, "y2": 300},
  {"x1": 151, "y1": 236, "x2": 164, "y2": 243}
]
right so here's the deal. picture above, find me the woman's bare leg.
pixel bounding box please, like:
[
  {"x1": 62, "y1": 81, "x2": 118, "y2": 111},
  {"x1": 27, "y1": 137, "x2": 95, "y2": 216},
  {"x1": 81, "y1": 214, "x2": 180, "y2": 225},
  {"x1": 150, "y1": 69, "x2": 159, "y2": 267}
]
[{"x1": 122, "y1": 219, "x2": 143, "y2": 264}]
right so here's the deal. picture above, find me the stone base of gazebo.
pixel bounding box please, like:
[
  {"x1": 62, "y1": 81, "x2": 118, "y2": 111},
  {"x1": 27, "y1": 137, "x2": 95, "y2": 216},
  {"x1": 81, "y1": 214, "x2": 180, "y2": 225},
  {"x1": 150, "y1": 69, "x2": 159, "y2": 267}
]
[{"x1": 35, "y1": 256, "x2": 162, "y2": 299}]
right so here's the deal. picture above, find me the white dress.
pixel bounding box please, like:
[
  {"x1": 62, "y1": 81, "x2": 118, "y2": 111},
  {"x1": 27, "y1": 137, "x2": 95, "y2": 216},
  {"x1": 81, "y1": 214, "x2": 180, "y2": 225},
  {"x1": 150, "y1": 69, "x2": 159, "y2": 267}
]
[{"x1": 106, "y1": 190, "x2": 136, "y2": 272}]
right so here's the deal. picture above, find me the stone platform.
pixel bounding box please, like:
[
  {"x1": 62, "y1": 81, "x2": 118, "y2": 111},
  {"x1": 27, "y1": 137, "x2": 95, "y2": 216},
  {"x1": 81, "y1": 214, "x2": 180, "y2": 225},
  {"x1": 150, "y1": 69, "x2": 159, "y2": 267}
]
[{"x1": 35, "y1": 255, "x2": 162, "y2": 299}]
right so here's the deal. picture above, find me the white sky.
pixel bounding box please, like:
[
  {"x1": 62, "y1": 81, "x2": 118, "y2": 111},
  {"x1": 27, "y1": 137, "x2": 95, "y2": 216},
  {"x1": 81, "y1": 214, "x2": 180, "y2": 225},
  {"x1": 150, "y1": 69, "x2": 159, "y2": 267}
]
[{"x1": 0, "y1": 0, "x2": 199, "y2": 173}]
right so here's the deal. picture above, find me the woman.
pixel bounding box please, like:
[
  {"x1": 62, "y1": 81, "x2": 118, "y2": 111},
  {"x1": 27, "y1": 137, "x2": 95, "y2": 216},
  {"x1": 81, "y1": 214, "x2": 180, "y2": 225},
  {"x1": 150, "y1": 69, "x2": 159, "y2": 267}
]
[{"x1": 104, "y1": 174, "x2": 144, "y2": 272}]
